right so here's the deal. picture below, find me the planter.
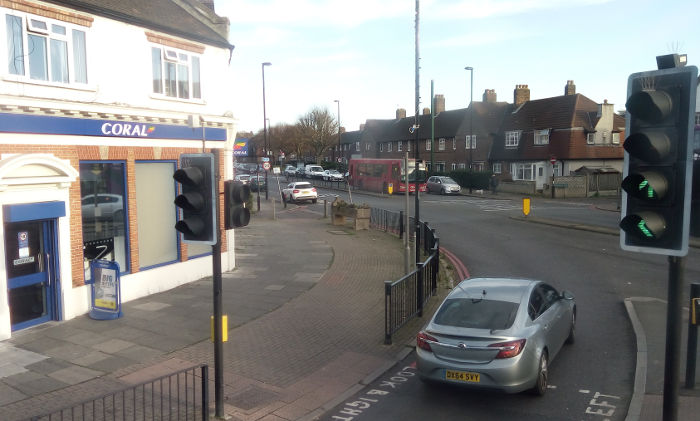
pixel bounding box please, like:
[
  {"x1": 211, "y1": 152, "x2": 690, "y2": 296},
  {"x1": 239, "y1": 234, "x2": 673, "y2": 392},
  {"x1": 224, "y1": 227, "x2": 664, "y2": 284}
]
[{"x1": 331, "y1": 206, "x2": 370, "y2": 230}]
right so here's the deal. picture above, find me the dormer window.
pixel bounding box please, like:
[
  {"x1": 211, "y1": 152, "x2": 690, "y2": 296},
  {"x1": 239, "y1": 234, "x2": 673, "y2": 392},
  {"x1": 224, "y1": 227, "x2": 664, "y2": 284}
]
[
  {"x1": 587, "y1": 132, "x2": 595, "y2": 144},
  {"x1": 612, "y1": 132, "x2": 620, "y2": 144},
  {"x1": 534, "y1": 129, "x2": 550, "y2": 145},
  {"x1": 505, "y1": 131, "x2": 520, "y2": 148}
]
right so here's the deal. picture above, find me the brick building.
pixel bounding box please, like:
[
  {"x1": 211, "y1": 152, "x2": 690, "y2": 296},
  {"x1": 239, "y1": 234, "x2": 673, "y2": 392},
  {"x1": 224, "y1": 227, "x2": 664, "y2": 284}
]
[{"x1": 0, "y1": 0, "x2": 237, "y2": 339}]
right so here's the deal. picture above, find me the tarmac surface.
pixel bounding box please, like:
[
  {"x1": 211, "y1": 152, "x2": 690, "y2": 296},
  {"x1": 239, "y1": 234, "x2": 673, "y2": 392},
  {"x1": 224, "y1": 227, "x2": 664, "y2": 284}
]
[{"x1": 1, "y1": 192, "x2": 699, "y2": 420}]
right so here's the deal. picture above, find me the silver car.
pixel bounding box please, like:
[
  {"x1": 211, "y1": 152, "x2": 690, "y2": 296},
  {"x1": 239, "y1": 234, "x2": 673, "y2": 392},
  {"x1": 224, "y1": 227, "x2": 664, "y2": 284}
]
[
  {"x1": 416, "y1": 278, "x2": 575, "y2": 395},
  {"x1": 426, "y1": 176, "x2": 461, "y2": 195}
]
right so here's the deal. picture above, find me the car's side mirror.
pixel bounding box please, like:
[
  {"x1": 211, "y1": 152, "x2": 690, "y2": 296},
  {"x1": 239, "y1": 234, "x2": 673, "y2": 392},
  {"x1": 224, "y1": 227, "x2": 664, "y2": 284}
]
[{"x1": 560, "y1": 290, "x2": 575, "y2": 300}]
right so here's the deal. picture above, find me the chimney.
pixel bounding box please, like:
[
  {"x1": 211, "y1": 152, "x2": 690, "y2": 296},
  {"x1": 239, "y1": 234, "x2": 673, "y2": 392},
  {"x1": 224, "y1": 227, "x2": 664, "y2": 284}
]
[
  {"x1": 396, "y1": 108, "x2": 406, "y2": 119},
  {"x1": 597, "y1": 99, "x2": 614, "y2": 119},
  {"x1": 514, "y1": 85, "x2": 530, "y2": 106},
  {"x1": 483, "y1": 89, "x2": 497, "y2": 103},
  {"x1": 434, "y1": 94, "x2": 446, "y2": 114},
  {"x1": 565, "y1": 80, "x2": 576, "y2": 96},
  {"x1": 360, "y1": 123, "x2": 365, "y2": 130},
  {"x1": 423, "y1": 107, "x2": 431, "y2": 115}
]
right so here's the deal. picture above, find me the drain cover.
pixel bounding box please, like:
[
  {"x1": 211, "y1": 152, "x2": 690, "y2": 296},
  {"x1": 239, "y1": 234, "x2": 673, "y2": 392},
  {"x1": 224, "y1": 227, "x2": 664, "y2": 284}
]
[{"x1": 227, "y1": 386, "x2": 279, "y2": 410}]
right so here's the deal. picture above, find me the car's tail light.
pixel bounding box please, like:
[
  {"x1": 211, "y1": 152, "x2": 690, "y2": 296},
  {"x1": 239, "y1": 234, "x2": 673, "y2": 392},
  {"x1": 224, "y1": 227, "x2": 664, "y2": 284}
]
[
  {"x1": 489, "y1": 339, "x2": 526, "y2": 359},
  {"x1": 417, "y1": 331, "x2": 437, "y2": 352},
  {"x1": 293, "y1": 189, "x2": 300, "y2": 193},
  {"x1": 312, "y1": 188, "x2": 317, "y2": 192}
]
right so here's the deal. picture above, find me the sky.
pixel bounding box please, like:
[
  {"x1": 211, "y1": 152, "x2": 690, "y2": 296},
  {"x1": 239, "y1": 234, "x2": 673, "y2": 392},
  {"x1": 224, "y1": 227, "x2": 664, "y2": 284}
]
[{"x1": 216, "y1": 0, "x2": 700, "y2": 134}]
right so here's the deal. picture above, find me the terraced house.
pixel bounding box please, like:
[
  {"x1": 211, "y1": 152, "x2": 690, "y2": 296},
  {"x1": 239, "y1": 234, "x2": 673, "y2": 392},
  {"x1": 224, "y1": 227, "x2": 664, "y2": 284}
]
[
  {"x1": 0, "y1": 0, "x2": 237, "y2": 339},
  {"x1": 339, "y1": 81, "x2": 626, "y2": 193}
]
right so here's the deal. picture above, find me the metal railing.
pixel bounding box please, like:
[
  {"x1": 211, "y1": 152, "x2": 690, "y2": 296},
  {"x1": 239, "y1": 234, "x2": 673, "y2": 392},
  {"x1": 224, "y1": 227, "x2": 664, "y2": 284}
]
[
  {"x1": 27, "y1": 365, "x2": 209, "y2": 421},
  {"x1": 384, "y1": 220, "x2": 439, "y2": 345},
  {"x1": 370, "y1": 207, "x2": 404, "y2": 238}
]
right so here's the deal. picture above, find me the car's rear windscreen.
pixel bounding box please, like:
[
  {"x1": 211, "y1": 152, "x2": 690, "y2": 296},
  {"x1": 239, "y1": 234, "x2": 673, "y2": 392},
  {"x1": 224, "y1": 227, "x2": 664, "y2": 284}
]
[{"x1": 434, "y1": 298, "x2": 519, "y2": 330}]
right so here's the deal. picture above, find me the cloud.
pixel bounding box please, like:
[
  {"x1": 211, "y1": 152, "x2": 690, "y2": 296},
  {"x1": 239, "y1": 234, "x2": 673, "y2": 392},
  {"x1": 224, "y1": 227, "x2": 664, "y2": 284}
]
[
  {"x1": 427, "y1": 29, "x2": 533, "y2": 48},
  {"x1": 217, "y1": 0, "x2": 410, "y2": 28},
  {"x1": 423, "y1": 0, "x2": 612, "y2": 20}
]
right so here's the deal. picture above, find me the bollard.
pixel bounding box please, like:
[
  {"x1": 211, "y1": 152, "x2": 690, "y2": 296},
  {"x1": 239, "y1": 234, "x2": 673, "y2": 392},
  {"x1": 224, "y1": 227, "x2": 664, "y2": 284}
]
[
  {"x1": 685, "y1": 282, "x2": 700, "y2": 388},
  {"x1": 272, "y1": 198, "x2": 276, "y2": 220},
  {"x1": 324, "y1": 199, "x2": 327, "y2": 218}
]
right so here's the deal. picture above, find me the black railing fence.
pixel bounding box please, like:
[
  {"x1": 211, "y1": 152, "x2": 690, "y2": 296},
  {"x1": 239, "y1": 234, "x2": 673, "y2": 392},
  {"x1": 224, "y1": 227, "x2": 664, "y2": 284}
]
[
  {"x1": 384, "y1": 219, "x2": 439, "y2": 345},
  {"x1": 27, "y1": 365, "x2": 209, "y2": 421}
]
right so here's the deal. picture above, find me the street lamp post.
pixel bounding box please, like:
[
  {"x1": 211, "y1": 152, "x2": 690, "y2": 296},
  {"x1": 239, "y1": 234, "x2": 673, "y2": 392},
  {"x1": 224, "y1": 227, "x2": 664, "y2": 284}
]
[
  {"x1": 465, "y1": 66, "x2": 473, "y2": 194},
  {"x1": 262, "y1": 62, "x2": 271, "y2": 201},
  {"x1": 334, "y1": 99, "x2": 340, "y2": 166}
]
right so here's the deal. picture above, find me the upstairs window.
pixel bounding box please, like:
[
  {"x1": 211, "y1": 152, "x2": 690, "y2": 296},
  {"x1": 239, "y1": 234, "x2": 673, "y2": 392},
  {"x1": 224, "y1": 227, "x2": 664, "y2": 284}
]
[
  {"x1": 534, "y1": 129, "x2": 550, "y2": 145},
  {"x1": 5, "y1": 13, "x2": 88, "y2": 84},
  {"x1": 505, "y1": 131, "x2": 520, "y2": 148},
  {"x1": 612, "y1": 132, "x2": 620, "y2": 144},
  {"x1": 438, "y1": 138, "x2": 445, "y2": 151},
  {"x1": 426, "y1": 140, "x2": 431, "y2": 151},
  {"x1": 387, "y1": 141, "x2": 393, "y2": 152},
  {"x1": 466, "y1": 135, "x2": 477, "y2": 149},
  {"x1": 398, "y1": 141, "x2": 402, "y2": 152},
  {"x1": 355, "y1": 141, "x2": 360, "y2": 152},
  {"x1": 587, "y1": 132, "x2": 595, "y2": 144},
  {"x1": 151, "y1": 46, "x2": 201, "y2": 100}
]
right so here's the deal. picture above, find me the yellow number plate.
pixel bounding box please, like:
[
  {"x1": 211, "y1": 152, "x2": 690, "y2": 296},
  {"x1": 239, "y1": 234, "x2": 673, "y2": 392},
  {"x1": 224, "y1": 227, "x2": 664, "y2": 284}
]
[{"x1": 445, "y1": 370, "x2": 480, "y2": 383}]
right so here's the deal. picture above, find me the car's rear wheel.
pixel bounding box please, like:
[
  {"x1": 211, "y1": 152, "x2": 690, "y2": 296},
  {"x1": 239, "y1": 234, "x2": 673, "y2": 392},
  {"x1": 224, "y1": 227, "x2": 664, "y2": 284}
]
[
  {"x1": 566, "y1": 309, "x2": 576, "y2": 344},
  {"x1": 531, "y1": 350, "x2": 548, "y2": 396},
  {"x1": 312, "y1": 199, "x2": 317, "y2": 204}
]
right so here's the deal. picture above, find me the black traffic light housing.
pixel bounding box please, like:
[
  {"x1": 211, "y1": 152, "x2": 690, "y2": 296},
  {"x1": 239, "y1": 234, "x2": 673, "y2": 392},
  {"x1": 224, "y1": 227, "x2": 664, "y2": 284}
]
[
  {"x1": 620, "y1": 64, "x2": 697, "y2": 256},
  {"x1": 224, "y1": 180, "x2": 250, "y2": 229},
  {"x1": 174, "y1": 153, "x2": 216, "y2": 244}
]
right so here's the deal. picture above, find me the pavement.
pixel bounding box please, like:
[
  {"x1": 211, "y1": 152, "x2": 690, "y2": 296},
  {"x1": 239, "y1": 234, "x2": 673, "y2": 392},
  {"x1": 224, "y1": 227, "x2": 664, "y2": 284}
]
[{"x1": 0, "y1": 191, "x2": 699, "y2": 420}]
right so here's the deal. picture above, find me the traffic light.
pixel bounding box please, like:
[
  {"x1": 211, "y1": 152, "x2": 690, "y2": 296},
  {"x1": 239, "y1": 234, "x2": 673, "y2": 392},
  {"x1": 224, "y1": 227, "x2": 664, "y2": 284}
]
[
  {"x1": 619, "y1": 62, "x2": 697, "y2": 256},
  {"x1": 224, "y1": 180, "x2": 250, "y2": 229},
  {"x1": 173, "y1": 153, "x2": 216, "y2": 244}
]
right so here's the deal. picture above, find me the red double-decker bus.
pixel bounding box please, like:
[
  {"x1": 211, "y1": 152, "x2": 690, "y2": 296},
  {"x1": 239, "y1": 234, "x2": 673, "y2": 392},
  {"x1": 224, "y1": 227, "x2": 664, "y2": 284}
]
[{"x1": 348, "y1": 158, "x2": 427, "y2": 194}]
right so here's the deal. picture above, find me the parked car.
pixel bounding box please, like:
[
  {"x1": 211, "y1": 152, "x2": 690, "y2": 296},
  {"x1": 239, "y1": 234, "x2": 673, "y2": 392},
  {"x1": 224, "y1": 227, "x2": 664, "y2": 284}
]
[
  {"x1": 234, "y1": 174, "x2": 251, "y2": 184},
  {"x1": 426, "y1": 176, "x2": 461, "y2": 195},
  {"x1": 249, "y1": 175, "x2": 266, "y2": 192},
  {"x1": 282, "y1": 181, "x2": 318, "y2": 204},
  {"x1": 322, "y1": 169, "x2": 344, "y2": 181},
  {"x1": 81, "y1": 194, "x2": 124, "y2": 221},
  {"x1": 304, "y1": 165, "x2": 324, "y2": 179},
  {"x1": 416, "y1": 277, "x2": 575, "y2": 396},
  {"x1": 283, "y1": 165, "x2": 297, "y2": 177}
]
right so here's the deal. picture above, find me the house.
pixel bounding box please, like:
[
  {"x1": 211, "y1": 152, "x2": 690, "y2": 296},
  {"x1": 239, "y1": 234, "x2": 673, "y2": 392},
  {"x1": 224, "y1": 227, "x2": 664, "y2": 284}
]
[
  {"x1": 490, "y1": 81, "x2": 626, "y2": 190},
  {"x1": 0, "y1": 0, "x2": 236, "y2": 339}
]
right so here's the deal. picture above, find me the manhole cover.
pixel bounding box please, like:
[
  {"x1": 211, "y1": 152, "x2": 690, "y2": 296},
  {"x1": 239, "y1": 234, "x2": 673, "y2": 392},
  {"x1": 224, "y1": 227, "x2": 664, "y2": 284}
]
[{"x1": 227, "y1": 386, "x2": 279, "y2": 410}]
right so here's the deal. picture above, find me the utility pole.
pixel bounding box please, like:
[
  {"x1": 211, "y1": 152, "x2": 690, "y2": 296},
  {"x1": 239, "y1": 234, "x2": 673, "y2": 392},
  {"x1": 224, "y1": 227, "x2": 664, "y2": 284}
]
[{"x1": 413, "y1": 0, "x2": 421, "y2": 264}]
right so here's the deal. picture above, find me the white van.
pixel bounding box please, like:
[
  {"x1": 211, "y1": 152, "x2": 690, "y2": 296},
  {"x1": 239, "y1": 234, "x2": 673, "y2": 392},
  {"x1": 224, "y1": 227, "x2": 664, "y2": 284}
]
[{"x1": 304, "y1": 165, "x2": 324, "y2": 179}]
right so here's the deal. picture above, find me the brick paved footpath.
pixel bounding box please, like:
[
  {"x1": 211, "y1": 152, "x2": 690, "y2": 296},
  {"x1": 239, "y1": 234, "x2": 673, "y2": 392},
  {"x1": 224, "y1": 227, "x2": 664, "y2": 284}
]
[{"x1": 1, "y1": 204, "x2": 436, "y2": 421}]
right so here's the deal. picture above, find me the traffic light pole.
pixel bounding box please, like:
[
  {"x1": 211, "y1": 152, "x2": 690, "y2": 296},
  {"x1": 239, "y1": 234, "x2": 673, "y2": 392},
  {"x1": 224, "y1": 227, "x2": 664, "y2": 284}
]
[
  {"x1": 663, "y1": 256, "x2": 684, "y2": 421},
  {"x1": 212, "y1": 149, "x2": 224, "y2": 418}
]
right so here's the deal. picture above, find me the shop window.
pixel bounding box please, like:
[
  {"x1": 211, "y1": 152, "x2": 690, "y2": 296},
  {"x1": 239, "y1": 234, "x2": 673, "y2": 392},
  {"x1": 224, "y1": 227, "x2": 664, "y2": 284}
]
[
  {"x1": 135, "y1": 162, "x2": 178, "y2": 269},
  {"x1": 80, "y1": 162, "x2": 129, "y2": 281}
]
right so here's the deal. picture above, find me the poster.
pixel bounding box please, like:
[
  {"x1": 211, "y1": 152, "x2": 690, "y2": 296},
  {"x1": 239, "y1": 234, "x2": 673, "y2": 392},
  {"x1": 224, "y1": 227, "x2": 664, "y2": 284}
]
[{"x1": 93, "y1": 265, "x2": 117, "y2": 310}]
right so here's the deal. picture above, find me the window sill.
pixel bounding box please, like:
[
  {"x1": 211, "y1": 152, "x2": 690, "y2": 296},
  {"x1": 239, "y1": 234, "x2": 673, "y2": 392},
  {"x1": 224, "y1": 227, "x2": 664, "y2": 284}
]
[
  {"x1": 3, "y1": 74, "x2": 97, "y2": 92},
  {"x1": 149, "y1": 93, "x2": 206, "y2": 105}
]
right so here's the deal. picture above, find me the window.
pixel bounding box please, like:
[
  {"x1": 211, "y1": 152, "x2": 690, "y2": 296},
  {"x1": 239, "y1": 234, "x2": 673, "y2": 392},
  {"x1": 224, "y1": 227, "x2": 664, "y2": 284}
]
[
  {"x1": 512, "y1": 163, "x2": 535, "y2": 180},
  {"x1": 355, "y1": 141, "x2": 360, "y2": 152},
  {"x1": 366, "y1": 143, "x2": 371, "y2": 151},
  {"x1": 398, "y1": 141, "x2": 402, "y2": 152},
  {"x1": 407, "y1": 141, "x2": 411, "y2": 152},
  {"x1": 380, "y1": 143, "x2": 383, "y2": 152},
  {"x1": 458, "y1": 163, "x2": 466, "y2": 170},
  {"x1": 587, "y1": 132, "x2": 595, "y2": 144},
  {"x1": 466, "y1": 135, "x2": 477, "y2": 149},
  {"x1": 451, "y1": 163, "x2": 456, "y2": 171},
  {"x1": 387, "y1": 142, "x2": 393, "y2": 152},
  {"x1": 5, "y1": 13, "x2": 88, "y2": 84},
  {"x1": 553, "y1": 162, "x2": 562, "y2": 177},
  {"x1": 426, "y1": 140, "x2": 431, "y2": 151},
  {"x1": 493, "y1": 163, "x2": 502, "y2": 174},
  {"x1": 151, "y1": 46, "x2": 201, "y2": 100},
  {"x1": 80, "y1": 162, "x2": 129, "y2": 281},
  {"x1": 453, "y1": 138, "x2": 457, "y2": 150},
  {"x1": 612, "y1": 132, "x2": 620, "y2": 144},
  {"x1": 436, "y1": 162, "x2": 445, "y2": 172},
  {"x1": 534, "y1": 129, "x2": 550, "y2": 145},
  {"x1": 602, "y1": 130, "x2": 609, "y2": 142},
  {"x1": 434, "y1": 298, "x2": 518, "y2": 330},
  {"x1": 135, "y1": 162, "x2": 178, "y2": 269},
  {"x1": 505, "y1": 131, "x2": 520, "y2": 148}
]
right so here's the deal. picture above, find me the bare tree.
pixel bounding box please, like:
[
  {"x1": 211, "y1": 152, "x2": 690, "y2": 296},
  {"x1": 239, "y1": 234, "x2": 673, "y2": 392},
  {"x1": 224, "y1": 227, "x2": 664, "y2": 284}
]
[{"x1": 296, "y1": 107, "x2": 338, "y2": 163}]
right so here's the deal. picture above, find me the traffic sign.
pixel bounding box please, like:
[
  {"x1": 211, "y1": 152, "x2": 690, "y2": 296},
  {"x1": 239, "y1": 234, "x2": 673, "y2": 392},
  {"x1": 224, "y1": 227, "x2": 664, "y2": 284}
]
[
  {"x1": 550, "y1": 156, "x2": 556, "y2": 165},
  {"x1": 262, "y1": 157, "x2": 270, "y2": 162},
  {"x1": 263, "y1": 162, "x2": 271, "y2": 171}
]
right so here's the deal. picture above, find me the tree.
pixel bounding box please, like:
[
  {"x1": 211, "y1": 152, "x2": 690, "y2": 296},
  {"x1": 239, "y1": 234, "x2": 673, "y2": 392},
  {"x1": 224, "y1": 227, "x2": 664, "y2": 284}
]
[{"x1": 296, "y1": 107, "x2": 338, "y2": 163}]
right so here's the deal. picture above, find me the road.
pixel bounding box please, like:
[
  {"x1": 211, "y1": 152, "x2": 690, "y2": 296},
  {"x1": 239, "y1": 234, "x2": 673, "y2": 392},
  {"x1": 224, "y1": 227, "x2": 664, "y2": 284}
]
[{"x1": 267, "y1": 178, "x2": 700, "y2": 421}]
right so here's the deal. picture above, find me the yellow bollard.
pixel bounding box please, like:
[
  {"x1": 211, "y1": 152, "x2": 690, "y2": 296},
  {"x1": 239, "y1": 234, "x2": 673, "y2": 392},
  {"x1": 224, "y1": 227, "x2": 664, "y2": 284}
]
[
  {"x1": 210, "y1": 315, "x2": 228, "y2": 342},
  {"x1": 522, "y1": 197, "x2": 531, "y2": 217}
]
